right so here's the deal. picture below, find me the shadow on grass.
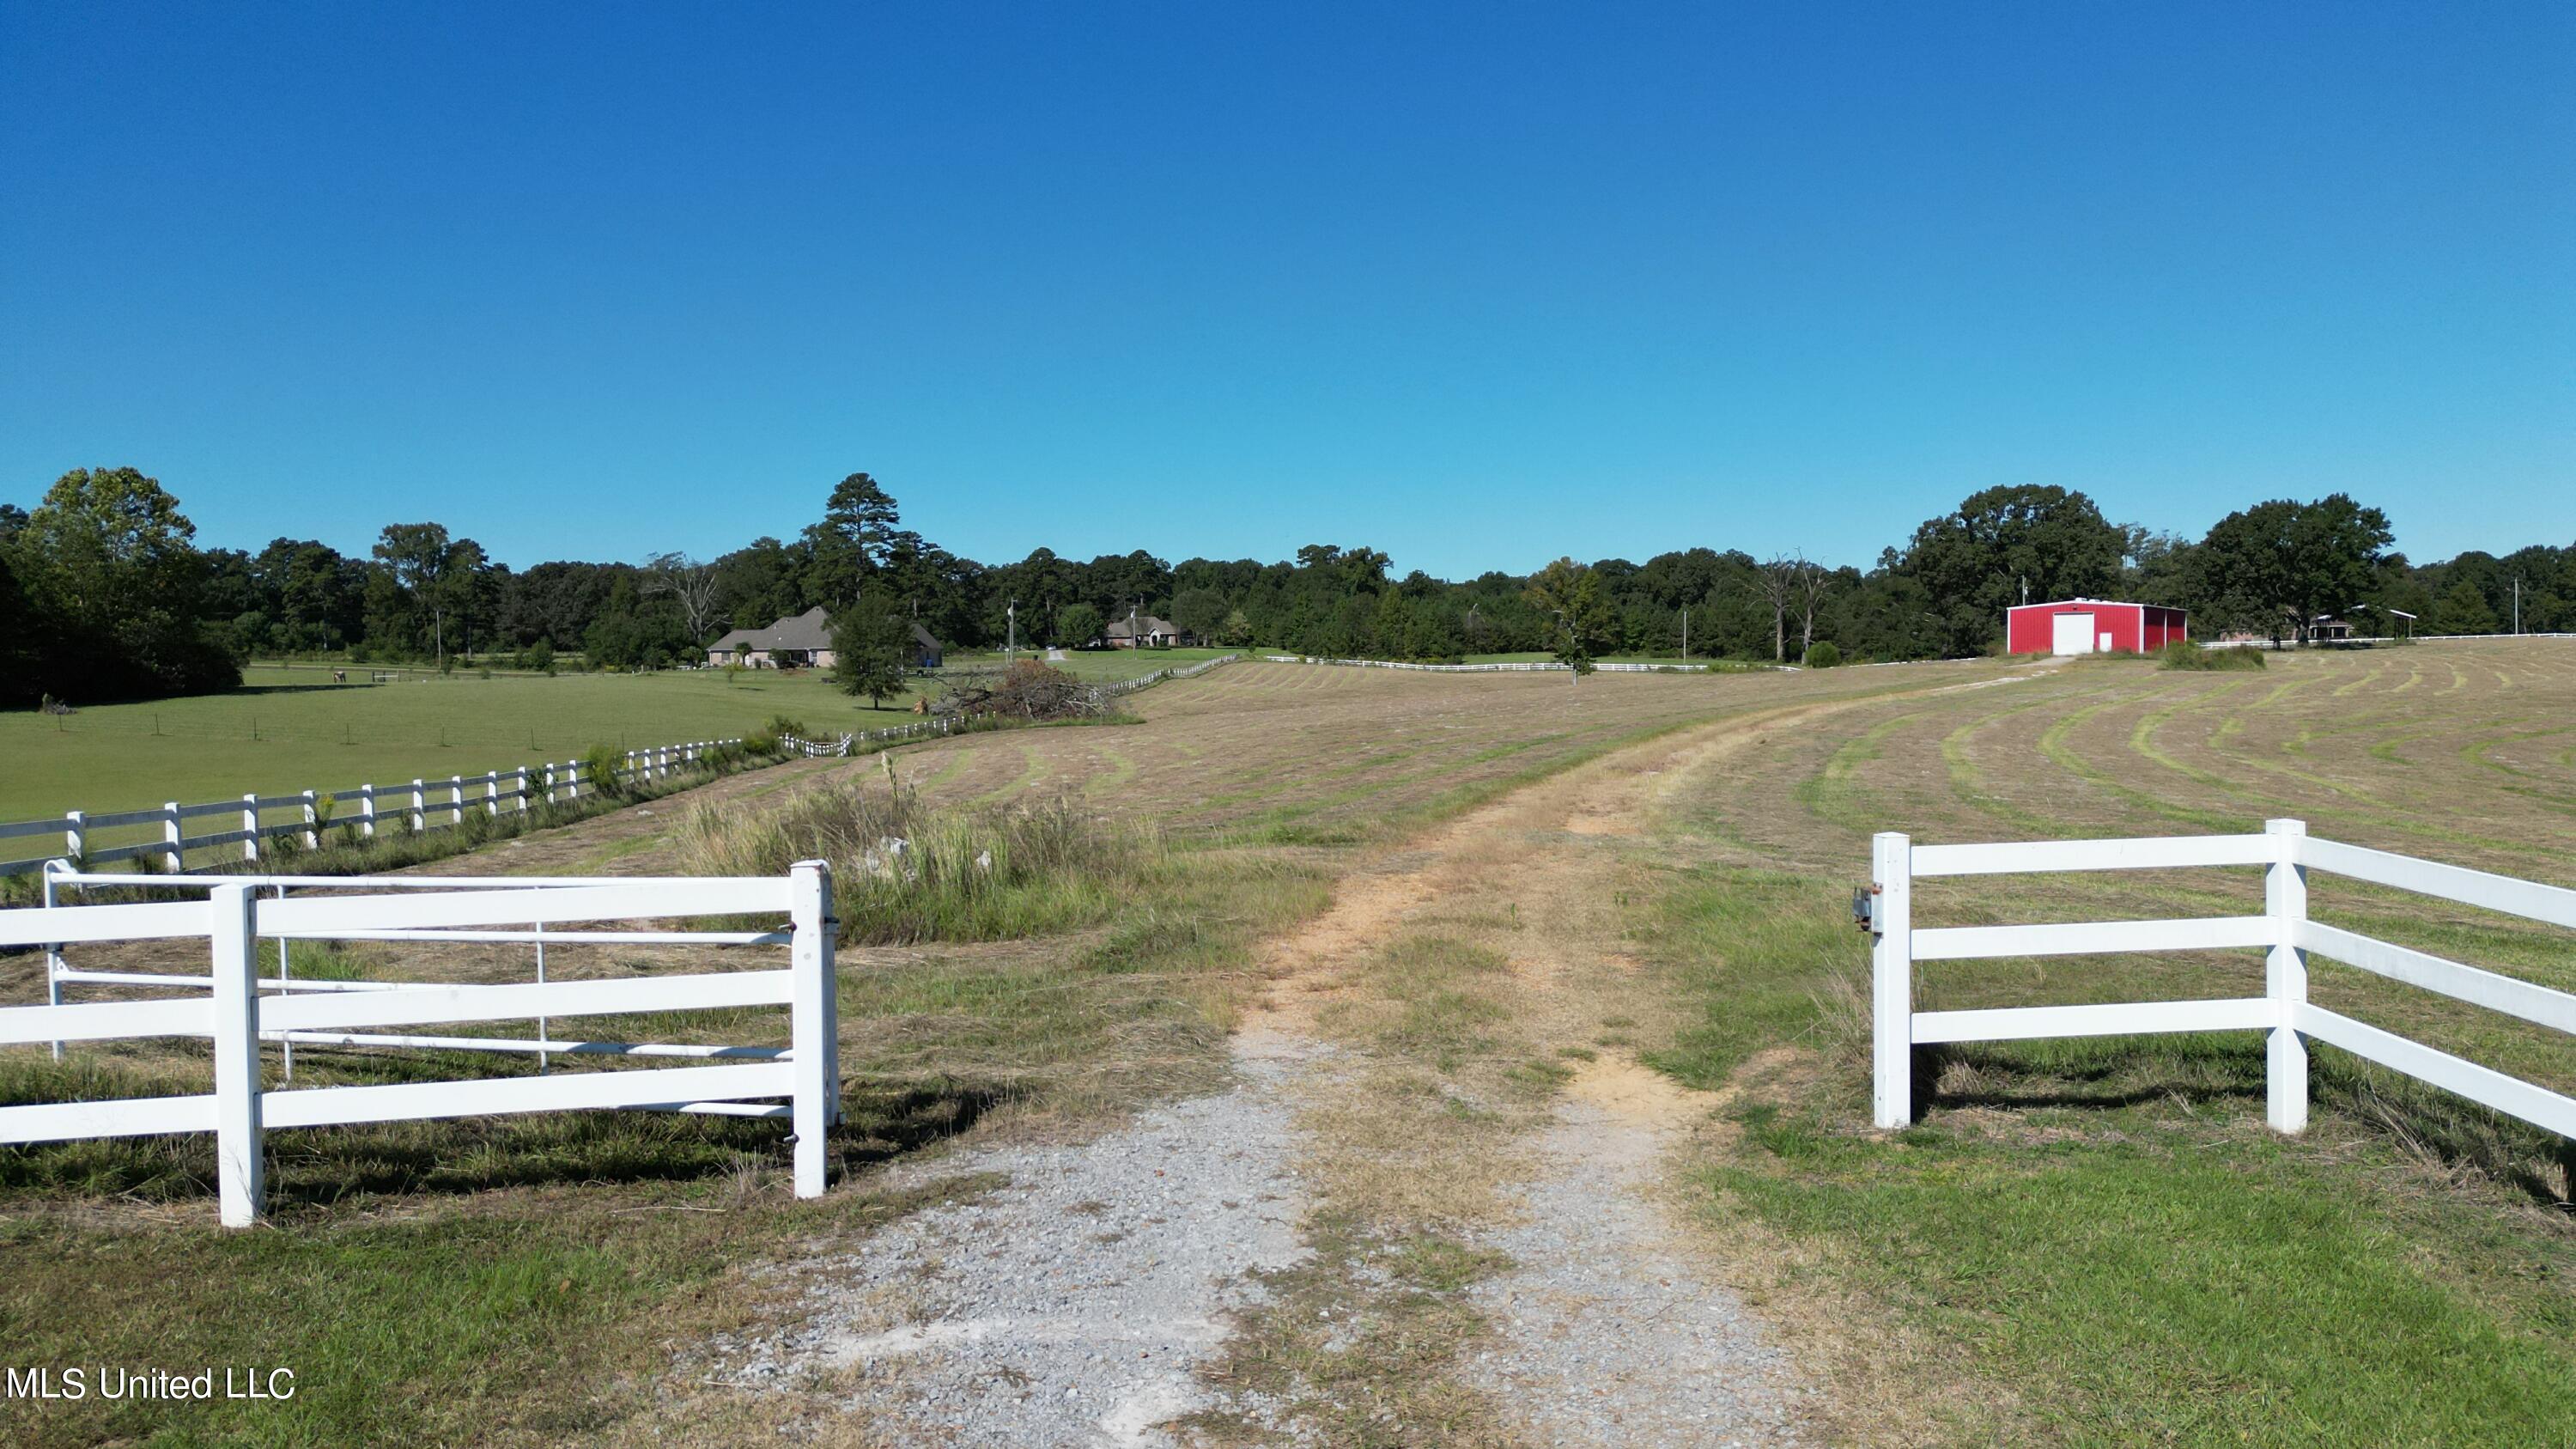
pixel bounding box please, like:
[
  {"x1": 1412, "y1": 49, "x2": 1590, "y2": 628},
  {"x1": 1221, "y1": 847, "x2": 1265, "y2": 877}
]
[
  {"x1": 0, "y1": 1062, "x2": 1011, "y2": 1213},
  {"x1": 1906, "y1": 1037, "x2": 2573, "y2": 1213}
]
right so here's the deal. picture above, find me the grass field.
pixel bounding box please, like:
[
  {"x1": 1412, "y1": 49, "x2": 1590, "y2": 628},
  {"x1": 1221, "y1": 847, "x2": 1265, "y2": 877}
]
[
  {"x1": 0, "y1": 660, "x2": 1949, "y2": 1444},
  {"x1": 0, "y1": 666, "x2": 920, "y2": 822},
  {"x1": 1631, "y1": 637, "x2": 2576, "y2": 1442},
  {"x1": 4, "y1": 641, "x2": 2573, "y2": 1443},
  {"x1": 1, "y1": 649, "x2": 1241, "y2": 825},
  {"x1": 936, "y1": 644, "x2": 1238, "y2": 682},
  {"x1": 848, "y1": 656, "x2": 1942, "y2": 840}
]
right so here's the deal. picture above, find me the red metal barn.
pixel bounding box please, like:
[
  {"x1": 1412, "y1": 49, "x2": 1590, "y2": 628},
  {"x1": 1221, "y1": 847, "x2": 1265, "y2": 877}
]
[{"x1": 2005, "y1": 599, "x2": 2188, "y2": 655}]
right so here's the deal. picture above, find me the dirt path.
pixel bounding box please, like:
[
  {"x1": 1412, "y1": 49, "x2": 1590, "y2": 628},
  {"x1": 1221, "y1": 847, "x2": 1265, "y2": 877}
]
[{"x1": 724, "y1": 699, "x2": 1890, "y2": 1446}]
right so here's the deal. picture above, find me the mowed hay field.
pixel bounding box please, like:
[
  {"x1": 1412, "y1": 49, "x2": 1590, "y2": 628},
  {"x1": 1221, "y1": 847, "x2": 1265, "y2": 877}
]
[
  {"x1": 832, "y1": 656, "x2": 1954, "y2": 839},
  {"x1": 0, "y1": 665, "x2": 920, "y2": 823},
  {"x1": 0, "y1": 658, "x2": 1968, "y2": 1446},
  {"x1": 1642, "y1": 637, "x2": 2576, "y2": 1443},
  {"x1": 7, "y1": 644, "x2": 2574, "y2": 1444},
  {"x1": 1687, "y1": 639, "x2": 2576, "y2": 1093}
]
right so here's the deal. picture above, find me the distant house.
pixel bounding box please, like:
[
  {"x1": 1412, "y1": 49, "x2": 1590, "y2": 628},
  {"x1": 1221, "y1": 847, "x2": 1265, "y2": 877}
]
[
  {"x1": 2310, "y1": 615, "x2": 2356, "y2": 642},
  {"x1": 706, "y1": 607, "x2": 943, "y2": 670},
  {"x1": 1101, "y1": 613, "x2": 1186, "y2": 648}
]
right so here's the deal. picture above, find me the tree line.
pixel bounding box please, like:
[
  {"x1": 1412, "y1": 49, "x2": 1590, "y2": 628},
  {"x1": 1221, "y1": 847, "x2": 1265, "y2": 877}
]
[{"x1": 4, "y1": 466, "x2": 2571, "y2": 707}]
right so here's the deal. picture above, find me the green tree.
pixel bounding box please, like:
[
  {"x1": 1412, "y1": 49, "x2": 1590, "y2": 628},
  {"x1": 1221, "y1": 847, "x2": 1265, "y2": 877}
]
[
  {"x1": 11, "y1": 466, "x2": 240, "y2": 700},
  {"x1": 2196, "y1": 495, "x2": 2393, "y2": 642},
  {"x1": 2427, "y1": 579, "x2": 2499, "y2": 636},
  {"x1": 0, "y1": 547, "x2": 39, "y2": 705},
  {"x1": 1524, "y1": 557, "x2": 1614, "y2": 675},
  {"x1": 830, "y1": 593, "x2": 913, "y2": 707},
  {"x1": 804, "y1": 473, "x2": 920, "y2": 607},
  {"x1": 1901, "y1": 485, "x2": 2127, "y2": 655},
  {"x1": 373, "y1": 522, "x2": 462, "y2": 663},
  {"x1": 1171, "y1": 586, "x2": 1230, "y2": 642},
  {"x1": 1057, "y1": 602, "x2": 1103, "y2": 648}
]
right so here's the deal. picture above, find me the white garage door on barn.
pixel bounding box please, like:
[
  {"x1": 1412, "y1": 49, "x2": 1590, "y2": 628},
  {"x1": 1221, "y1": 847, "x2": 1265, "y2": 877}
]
[{"x1": 2050, "y1": 612, "x2": 2096, "y2": 655}]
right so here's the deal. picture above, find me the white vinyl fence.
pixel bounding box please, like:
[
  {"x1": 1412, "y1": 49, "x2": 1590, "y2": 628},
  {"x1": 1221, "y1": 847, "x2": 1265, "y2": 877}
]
[
  {"x1": 780, "y1": 719, "x2": 972, "y2": 758},
  {"x1": 0, "y1": 864, "x2": 840, "y2": 1226},
  {"x1": 1865, "y1": 820, "x2": 2576, "y2": 1140},
  {"x1": 0, "y1": 738, "x2": 747, "y2": 877},
  {"x1": 1261, "y1": 654, "x2": 1761, "y2": 673},
  {"x1": 1092, "y1": 651, "x2": 1242, "y2": 697},
  {"x1": 2205, "y1": 631, "x2": 2576, "y2": 650}
]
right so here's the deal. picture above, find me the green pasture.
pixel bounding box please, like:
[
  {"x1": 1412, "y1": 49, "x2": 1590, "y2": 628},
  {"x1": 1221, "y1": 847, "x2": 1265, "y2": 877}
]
[
  {"x1": 0, "y1": 667, "x2": 918, "y2": 822},
  {"x1": 936, "y1": 645, "x2": 1237, "y2": 683}
]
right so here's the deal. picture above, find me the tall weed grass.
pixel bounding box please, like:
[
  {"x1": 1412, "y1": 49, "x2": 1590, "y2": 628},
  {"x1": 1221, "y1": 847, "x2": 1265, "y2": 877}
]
[
  {"x1": 680, "y1": 776, "x2": 1158, "y2": 944},
  {"x1": 2158, "y1": 641, "x2": 2267, "y2": 671}
]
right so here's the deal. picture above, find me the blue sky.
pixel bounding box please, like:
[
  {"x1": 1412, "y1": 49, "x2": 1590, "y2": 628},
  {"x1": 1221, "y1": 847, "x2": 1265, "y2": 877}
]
[{"x1": 3, "y1": 3, "x2": 2568, "y2": 576}]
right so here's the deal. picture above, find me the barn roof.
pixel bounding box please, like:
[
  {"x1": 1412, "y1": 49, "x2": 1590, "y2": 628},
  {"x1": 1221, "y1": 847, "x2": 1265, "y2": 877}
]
[{"x1": 2008, "y1": 598, "x2": 2186, "y2": 612}]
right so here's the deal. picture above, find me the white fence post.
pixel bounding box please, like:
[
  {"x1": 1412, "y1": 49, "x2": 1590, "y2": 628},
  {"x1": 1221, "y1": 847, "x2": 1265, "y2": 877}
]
[
  {"x1": 448, "y1": 776, "x2": 465, "y2": 826},
  {"x1": 62, "y1": 810, "x2": 86, "y2": 866},
  {"x1": 360, "y1": 783, "x2": 377, "y2": 838},
  {"x1": 301, "y1": 789, "x2": 319, "y2": 849},
  {"x1": 42, "y1": 861, "x2": 64, "y2": 1061},
  {"x1": 513, "y1": 766, "x2": 530, "y2": 813},
  {"x1": 240, "y1": 794, "x2": 260, "y2": 862},
  {"x1": 484, "y1": 771, "x2": 501, "y2": 817},
  {"x1": 210, "y1": 882, "x2": 265, "y2": 1227},
  {"x1": 410, "y1": 779, "x2": 427, "y2": 834},
  {"x1": 2266, "y1": 819, "x2": 2311, "y2": 1134},
  {"x1": 1872, "y1": 831, "x2": 1914, "y2": 1129},
  {"x1": 163, "y1": 801, "x2": 183, "y2": 868},
  {"x1": 790, "y1": 860, "x2": 841, "y2": 1196}
]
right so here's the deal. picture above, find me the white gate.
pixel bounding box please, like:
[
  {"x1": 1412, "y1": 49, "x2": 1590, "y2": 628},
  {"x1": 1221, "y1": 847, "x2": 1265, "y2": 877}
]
[
  {"x1": 1867, "y1": 821, "x2": 2576, "y2": 1140},
  {"x1": 0, "y1": 864, "x2": 841, "y2": 1226}
]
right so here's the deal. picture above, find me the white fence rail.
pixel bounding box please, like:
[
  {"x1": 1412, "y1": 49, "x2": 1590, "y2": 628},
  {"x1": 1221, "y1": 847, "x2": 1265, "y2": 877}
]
[
  {"x1": 1092, "y1": 651, "x2": 1243, "y2": 696},
  {"x1": 0, "y1": 864, "x2": 840, "y2": 1225},
  {"x1": 779, "y1": 718, "x2": 974, "y2": 758},
  {"x1": 1261, "y1": 654, "x2": 1765, "y2": 673},
  {"x1": 0, "y1": 738, "x2": 748, "y2": 877},
  {"x1": 1867, "y1": 820, "x2": 2576, "y2": 1141},
  {"x1": 2205, "y1": 631, "x2": 2576, "y2": 650}
]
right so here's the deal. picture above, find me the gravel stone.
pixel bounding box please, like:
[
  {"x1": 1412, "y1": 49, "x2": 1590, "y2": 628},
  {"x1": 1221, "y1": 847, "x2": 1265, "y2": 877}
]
[
  {"x1": 1467, "y1": 1092, "x2": 1806, "y2": 1446},
  {"x1": 722, "y1": 1042, "x2": 1316, "y2": 1446}
]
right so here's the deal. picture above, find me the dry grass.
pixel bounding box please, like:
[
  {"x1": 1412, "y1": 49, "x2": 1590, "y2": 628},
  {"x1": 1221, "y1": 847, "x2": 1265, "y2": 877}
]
[
  {"x1": 1638, "y1": 638, "x2": 2576, "y2": 1446},
  {"x1": 812, "y1": 658, "x2": 1964, "y2": 839}
]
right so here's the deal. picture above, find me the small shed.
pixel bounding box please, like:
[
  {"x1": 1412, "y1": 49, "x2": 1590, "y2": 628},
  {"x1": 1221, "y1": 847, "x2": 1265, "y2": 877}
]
[{"x1": 2006, "y1": 599, "x2": 2187, "y2": 656}]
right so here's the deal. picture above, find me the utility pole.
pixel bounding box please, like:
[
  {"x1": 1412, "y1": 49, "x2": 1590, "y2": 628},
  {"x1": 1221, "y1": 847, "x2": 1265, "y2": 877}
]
[
  {"x1": 1680, "y1": 606, "x2": 1690, "y2": 661},
  {"x1": 1005, "y1": 599, "x2": 1018, "y2": 660},
  {"x1": 1130, "y1": 600, "x2": 1140, "y2": 650},
  {"x1": 2513, "y1": 577, "x2": 2522, "y2": 635},
  {"x1": 2020, "y1": 575, "x2": 2029, "y2": 606}
]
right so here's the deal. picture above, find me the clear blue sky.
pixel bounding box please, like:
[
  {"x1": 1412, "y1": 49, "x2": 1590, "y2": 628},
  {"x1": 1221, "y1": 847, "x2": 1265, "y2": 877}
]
[{"x1": 3, "y1": 3, "x2": 2568, "y2": 576}]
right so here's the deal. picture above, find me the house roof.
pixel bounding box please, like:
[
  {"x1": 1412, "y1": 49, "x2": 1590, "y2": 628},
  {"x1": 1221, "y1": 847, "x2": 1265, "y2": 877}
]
[
  {"x1": 706, "y1": 607, "x2": 940, "y2": 655},
  {"x1": 765, "y1": 606, "x2": 833, "y2": 651},
  {"x1": 1103, "y1": 614, "x2": 1179, "y2": 638}
]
